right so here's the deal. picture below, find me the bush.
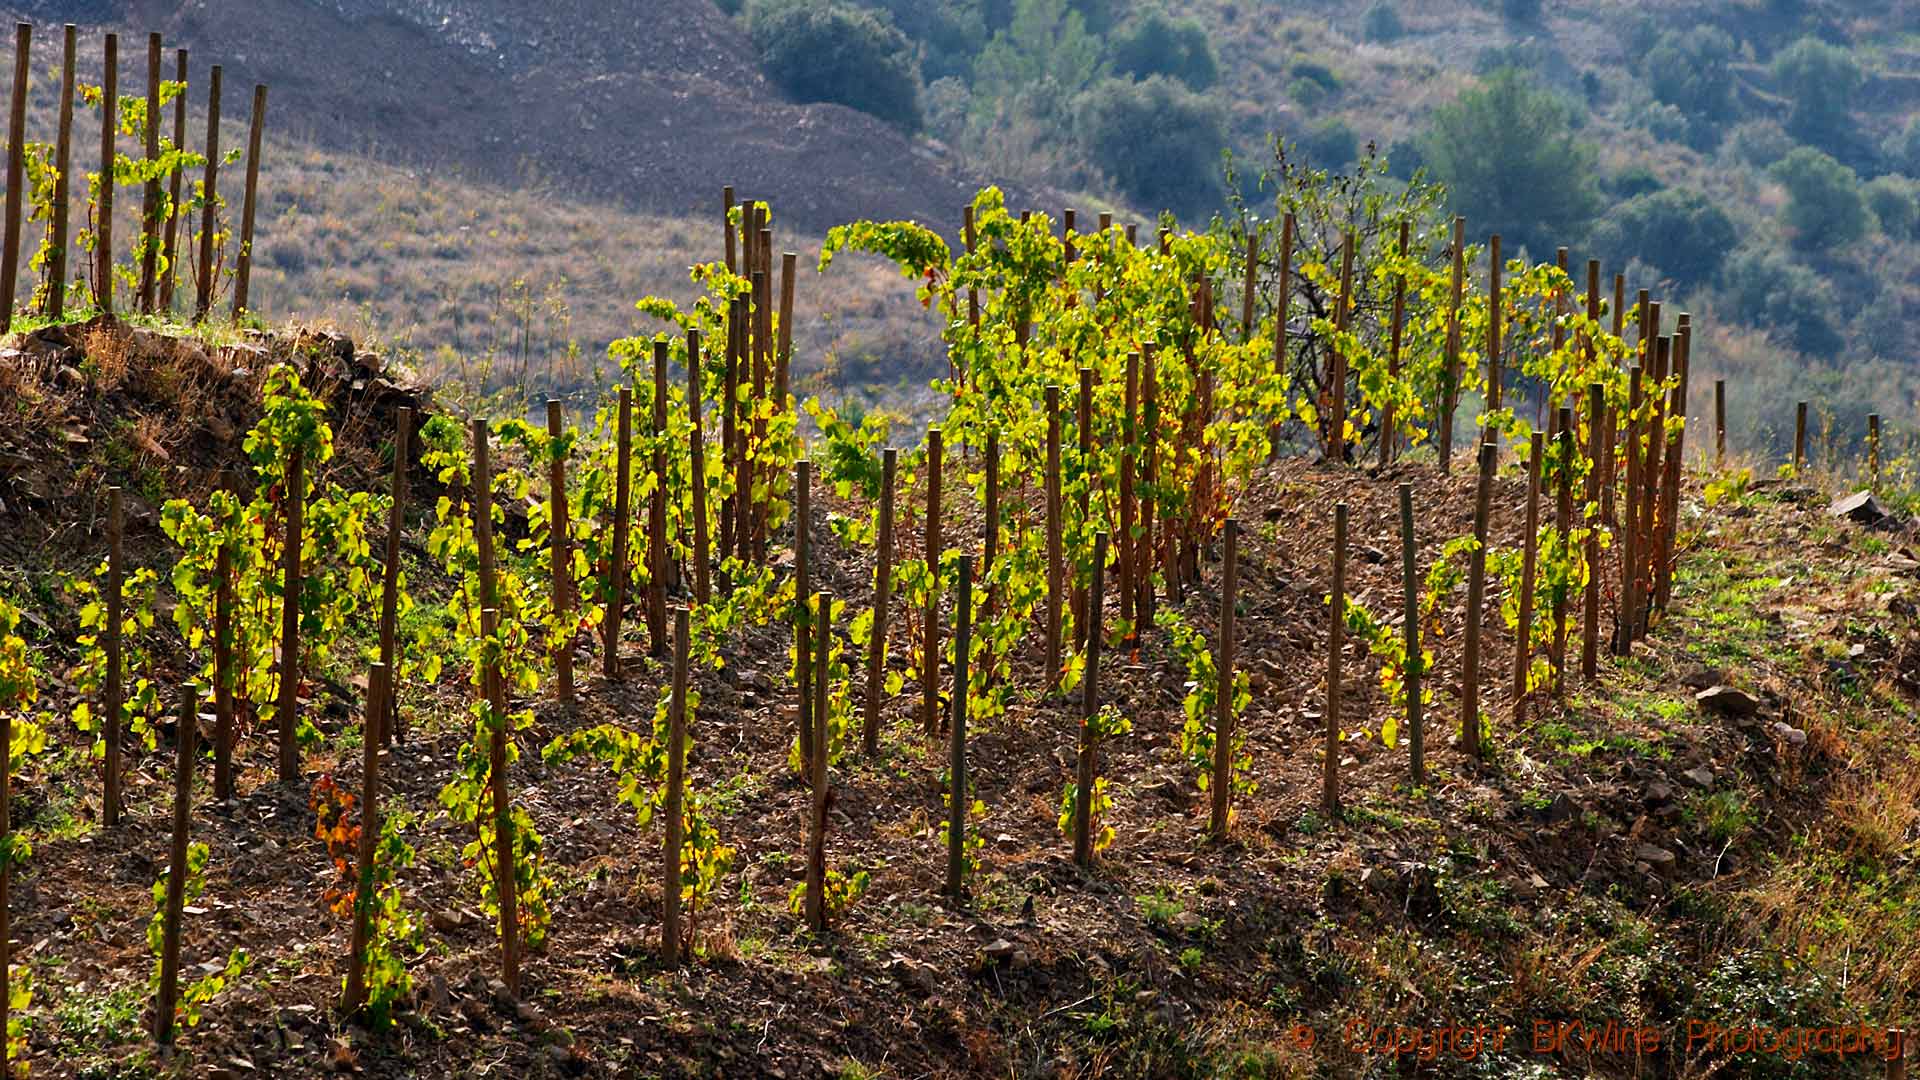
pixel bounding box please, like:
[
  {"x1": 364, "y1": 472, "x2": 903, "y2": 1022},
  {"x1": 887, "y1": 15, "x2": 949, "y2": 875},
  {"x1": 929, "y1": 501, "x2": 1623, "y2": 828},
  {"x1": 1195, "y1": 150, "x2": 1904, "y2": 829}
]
[
  {"x1": 1726, "y1": 119, "x2": 1795, "y2": 170},
  {"x1": 1719, "y1": 246, "x2": 1842, "y2": 355},
  {"x1": 856, "y1": 0, "x2": 987, "y2": 82},
  {"x1": 1110, "y1": 7, "x2": 1219, "y2": 91},
  {"x1": 1608, "y1": 165, "x2": 1664, "y2": 200},
  {"x1": 1297, "y1": 119, "x2": 1358, "y2": 169},
  {"x1": 1362, "y1": 2, "x2": 1403, "y2": 43},
  {"x1": 1500, "y1": 0, "x2": 1541, "y2": 23},
  {"x1": 1882, "y1": 117, "x2": 1920, "y2": 177},
  {"x1": 1588, "y1": 188, "x2": 1737, "y2": 290},
  {"x1": 1644, "y1": 27, "x2": 1738, "y2": 130},
  {"x1": 1078, "y1": 75, "x2": 1226, "y2": 219},
  {"x1": 1772, "y1": 36, "x2": 1861, "y2": 152},
  {"x1": 1863, "y1": 175, "x2": 1920, "y2": 239},
  {"x1": 747, "y1": 0, "x2": 923, "y2": 130},
  {"x1": 1418, "y1": 67, "x2": 1601, "y2": 254},
  {"x1": 1289, "y1": 59, "x2": 1341, "y2": 93},
  {"x1": 1770, "y1": 146, "x2": 1869, "y2": 250}
]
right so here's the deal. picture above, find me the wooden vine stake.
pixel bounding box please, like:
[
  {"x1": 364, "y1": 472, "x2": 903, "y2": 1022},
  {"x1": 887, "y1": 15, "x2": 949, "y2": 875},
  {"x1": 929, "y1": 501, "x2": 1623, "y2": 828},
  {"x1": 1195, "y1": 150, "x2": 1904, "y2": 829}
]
[
  {"x1": 104, "y1": 488, "x2": 125, "y2": 826},
  {"x1": 378, "y1": 408, "x2": 411, "y2": 736},
  {"x1": 1438, "y1": 216, "x2": 1466, "y2": 471},
  {"x1": 1551, "y1": 408, "x2": 1574, "y2": 690},
  {"x1": 864, "y1": 449, "x2": 896, "y2": 755},
  {"x1": 984, "y1": 431, "x2": 1000, "y2": 587},
  {"x1": 1714, "y1": 380, "x2": 1727, "y2": 468},
  {"x1": 718, "y1": 302, "x2": 738, "y2": 565},
  {"x1": 946, "y1": 557, "x2": 973, "y2": 899},
  {"x1": 1582, "y1": 384, "x2": 1604, "y2": 681},
  {"x1": 1462, "y1": 443, "x2": 1497, "y2": 761},
  {"x1": 803, "y1": 592, "x2": 831, "y2": 932},
  {"x1": 343, "y1": 663, "x2": 388, "y2": 1013},
  {"x1": 160, "y1": 47, "x2": 187, "y2": 312},
  {"x1": 777, "y1": 251, "x2": 796, "y2": 407},
  {"x1": 687, "y1": 329, "x2": 710, "y2": 604},
  {"x1": 1483, "y1": 234, "x2": 1502, "y2": 444},
  {"x1": 1399, "y1": 483, "x2": 1424, "y2": 785},
  {"x1": 153, "y1": 684, "x2": 197, "y2": 1044},
  {"x1": 649, "y1": 343, "x2": 670, "y2": 657},
  {"x1": 1119, "y1": 354, "x2": 1138, "y2": 630},
  {"x1": 213, "y1": 474, "x2": 236, "y2": 799},
  {"x1": 1512, "y1": 432, "x2": 1543, "y2": 713},
  {"x1": 1794, "y1": 401, "x2": 1808, "y2": 475},
  {"x1": 1268, "y1": 212, "x2": 1294, "y2": 458},
  {"x1": 138, "y1": 33, "x2": 161, "y2": 314},
  {"x1": 1328, "y1": 232, "x2": 1356, "y2": 463},
  {"x1": 662, "y1": 607, "x2": 689, "y2": 964},
  {"x1": 471, "y1": 420, "x2": 520, "y2": 995},
  {"x1": 1074, "y1": 368, "x2": 1093, "y2": 643},
  {"x1": 1209, "y1": 520, "x2": 1239, "y2": 840},
  {"x1": 48, "y1": 24, "x2": 75, "y2": 318},
  {"x1": 194, "y1": 64, "x2": 220, "y2": 320},
  {"x1": 722, "y1": 186, "x2": 735, "y2": 273},
  {"x1": 276, "y1": 444, "x2": 305, "y2": 786},
  {"x1": 231, "y1": 84, "x2": 266, "y2": 323},
  {"x1": 1380, "y1": 220, "x2": 1410, "y2": 468},
  {"x1": 1869, "y1": 413, "x2": 1882, "y2": 492},
  {"x1": 1071, "y1": 533, "x2": 1108, "y2": 867},
  {"x1": 1655, "y1": 323, "x2": 1689, "y2": 615},
  {"x1": 1324, "y1": 504, "x2": 1347, "y2": 817},
  {"x1": 98, "y1": 33, "x2": 117, "y2": 313},
  {"x1": 923, "y1": 428, "x2": 942, "y2": 735},
  {"x1": 606, "y1": 387, "x2": 632, "y2": 679},
  {"x1": 1138, "y1": 350, "x2": 1157, "y2": 626},
  {"x1": 795, "y1": 460, "x2": 812, "y2": 759},
  {"x1": 0, "y1": 23, "x2": 27, "y2": 332},
  {"x1": 542, "y1": 401, "x2": 572, "y2": 704},
  {"x1": 1045, "y1": 390, "x2": 1062, "y2": 684},
  {"x1": 1616, "y1": 366, "x2": 1643, "y2": 656}
]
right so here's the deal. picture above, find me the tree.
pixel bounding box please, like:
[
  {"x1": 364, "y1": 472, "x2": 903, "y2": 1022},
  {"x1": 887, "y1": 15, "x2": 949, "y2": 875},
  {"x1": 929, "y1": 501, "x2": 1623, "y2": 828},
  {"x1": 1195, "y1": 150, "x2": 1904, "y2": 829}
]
[
  {"x1": 1589, "y1": 189, "x2": 1738, "y2": 290},
  {"x1": 1362, "y1": 2, "x2": 1404, "y2": 43},
  {"x1": 1771, "y1": 36, "x2": 1862, "y2": 152},
  {"x1": 1417, "y1": 68, "x2": 1601, "y2": 254},
  {"x1": 1720, "y1": 245, "x2": 1842, "y2": 355},
  {"x1": 1078, "y1": 75, "x2": 1226, "y2": 219},
  {"x1": 972, "y1": 0, "x2": 1107, "y2": 113},
  {"x1": 1644, "y1": 26, "x2": 1738, "y2": 147},
  {"x1": 1109, "y1": 7, "x2": 1219, "y2": 91},
  {"x1": 855, "y1": 0, "x2": 986, "y2": 82},
  {"x1": 1770, "y1": 147, "x2": 1868, "y2": 250},
  {"x1": 747, "y1": 0, "x2": 923, "y2": 130},
  {"x1": 1863, "y1": 175, "x2": 1919, "y2": 239},
  {"x1": 1882, "y1": 116, "x2": 1920, "y2": 177}
]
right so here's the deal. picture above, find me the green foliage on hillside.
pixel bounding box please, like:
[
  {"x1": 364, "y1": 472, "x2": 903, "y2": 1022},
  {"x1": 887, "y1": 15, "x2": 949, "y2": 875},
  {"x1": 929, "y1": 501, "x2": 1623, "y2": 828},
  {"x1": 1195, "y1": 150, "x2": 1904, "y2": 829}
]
[
  {"x1": 745, "y1": 0, "x2": 924, "y2": 130},
  {"x1": 1079, "y1": 76, "x2": 1225, "y2": 218}
]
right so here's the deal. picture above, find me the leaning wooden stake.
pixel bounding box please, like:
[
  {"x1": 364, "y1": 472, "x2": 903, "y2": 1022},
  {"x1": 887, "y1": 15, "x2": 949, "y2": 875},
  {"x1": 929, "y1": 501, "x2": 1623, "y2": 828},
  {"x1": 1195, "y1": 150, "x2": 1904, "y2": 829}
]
[
  {"x1": 662, "y1": 606, "x2": 690, "y2": 964},
  {"x1": 1044, "y1": 389, "x2": 1063, "y2": 684},
  {"x1": 1328, "y1": 232, "x2": 1356, "y2": 463},
  {"x1": 153, "y1": 684, "x2": 197, "y2": 1044},
  {"x1": 1463, "y1": 443, "x2": 1497, "y2": 761},
  {"x1": 276, "y1": 445, "x2": 305, "y2": 785},
  {"x1": 1438, "y1": 216, "x2": 1466, "y2": 471},
  {"x1": 1654, "y1": 323, "x2": 1690, "y2": 615},
  {"x1": 1119, "y1": 353, "x2": 1138, "y2": 630},
  {"x1": 1617, "y1": 366, "x2": 1643, "y2": 656},
  {"x1": 343, "y1": 662, "x2": 388, "y2": 1013},
  {"x1": 159, "y1": 47, "x2": 187, "y2": 312},
  {"x1": 379, "y1": 408, "x2": 411, "y2": 738},
  {"x1": 803, "y1": 592, "x2": 831, "y2": 932},
  {"x1": 97, "y1": 34, "x2": 117, "y2": 314},
  {"x1": 1268, "y1": 212, "x2": 1294, "y2": 457},
  {"x1": 1581, "y1": 384, "x2": 1604, "y2": 681},
  {"x1": 946, "y1": 557, "x2": 973, "y2": 899},
  {"x1": 138, "y1": 33, "x2": 161, "y2": 314},
  {"x1": 231, "y1": 84, "x2": 266, "y2": 323},
  {"x1": 648, "y1": 343, "x2": 670, "y2": 657},
  {"x1": 1380, "y1": 220, "x2": 1410, "y2": 468},
  {"x1": 1073, "y1": 368, "x2": 1093, "y2": 644},
  {"x1": 0, "y1": 23, "x2": 28, "y2": 332},
  {"x1": 864, "y1": 448, "x2": 896, "y2": 755},
  {"x1": 1324, "y1": 504, "x2": 1347, "y2": 817},
  {"x1": 213, "y1": 475, "x2": 236, "y2": 800},
  {"x1": 777, "y1": 251, "x2": 796, "y2": 407},
  {"x1": 1138, "y1": 351, "x2": 1157, "y2": 625},
  {"x1": 194, "y1": 64, "x2": 220, "y2": 320},
  {"x1": 1512, "y1": 432, "x2": 1543, "y2": 712},
  {"x1": 795, "y1": 460, "x2": 813, "y2": 760},
  {"x1": 104, "y1": 488, "x2": 125, "y2": 826},
  {"x1": 1071, "y1": 533, "x2": 1107, "y2": 867},
  {"x1": 544, "y1": 401, "x2": 573, "y2": 704},
  {"x1": 1714, "y1": 379, "x2": 1727, "y2": 468},
  {"x1": 687, "y1": 329, "x2": 710, "y2": 604},
  {"x1": 923, "y1": 429, "x2": 944, "y2": 735},
  {"x1": 984, "y1": 431, "x2": 1000, "y2": 586},
  {"x1": 606, "y1": 388, "x2": 632, "y2": 678},
  {"x1": 479, "y1": 606, "x2": 520, "y2": 996},
  {"x1": 1209, "y1": 520, "x2": 1239, "y2": 840},
  {"x1": 1869, "y1": 413, "x2": 1882, "y2": 492},
  {"x1": 1399, "y1": 484, "x2": 1424, "y2": 785},
  {"x1": 48, "y1": 24, "x2": 75, "y2": 318},
  {"x1": 1551, "y1": 408, "x2": 1574, "y2": 691}
]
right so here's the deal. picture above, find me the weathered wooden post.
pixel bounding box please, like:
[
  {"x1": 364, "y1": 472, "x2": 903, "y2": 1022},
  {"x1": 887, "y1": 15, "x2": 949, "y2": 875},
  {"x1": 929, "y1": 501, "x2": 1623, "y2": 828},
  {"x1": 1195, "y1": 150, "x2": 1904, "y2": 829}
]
[
  {"x1": 1380, "y1": 219, "x2": 1410, "y2": 468},
  {"x1": 0, "y1": 23, "x2": 28, "y2": 332},
  {"x1": 153, "y1": 684, "x2": 197, "y2": 1044},
  {"x1": 686, "y1": 329, "x2": 710, "y2": 604},
  {"x1": 722, "y1": 186, "x2": 736, "y2": 273},
  {"x1": 777, "y1": 250, "x2": 796, "y2": 407},
  {"x1": 963, "y1": 204, "x2": 979, "y2": 328},
  {"x1": 48, "y1": 24, "x2": 75, "y2": 318},
  {"x1": 1794, "y1": 400, "x2": 1808, "y2": 474},
  {"x1": 864, "y1": 448, "x2": 896, "y2": 755},
  {"x1": 1119, "y1": 353, "x2": 1138, "y2": 629},
  {"x1": 1714, "y1": 379, "x2": 1727, "y2": 468},
  {"x1": 1655, "y1": 321, "x2": 1690, "y2": 615},
  {"x1": 159, "y1": 47, "x2": 187, "y2": 312},
  {"x1": 795, "y1": 460, "x2": 812, "y2": 759},
  {"x1": 1073, "y1": 368, "x2": 1093, "y2": 644},
  {"x1": 662, "y1": 606, "x2": 689, "y2": 964},
  {"x1": 1045, "y1": 390, "x2": 1063, "y2": 685},
  {"x1": 649, "y1": 342, "x2": 669, "y2": 657},
  {"x1": 104, "y1": 488, "x2": 125, "y2": 826},
  {"x1": 543, "y1": 401, "x2": 573, "y2": 704},
  {"x1": 213, "y1": 475, "x2": 236, "y2": 799},
  {"x1": 1439, "y1": 216, "x2": 1466, "y2": 471},
  {"x1": 1139, "y1": 349, "x2": 1157, "y2": 626},
  {"x1": 1869, "y1": 413, "x2": 1882, "y2": 492},
  {"x1": 1210, "y1": 519, "x2": 1239, "y2": 839},
  {"x1": 1328, "y1": 232, "x2": 1355, "y2": 463},
  {"x1": 1462, "y1": 443, "x2": 1496, "y2": 761},
  {"x1": 380, "y1": 407, "x2": 411, "y2": 735},
  {"x1": 231, "y1": 84, "x2": 266, "y2": 322},
  {"x1": 1551, "y1": 407, "x2": 1574, "y2": 690},
  {"x1": 344, "y1": 663, "x2": 388, "y2": 1012},
  {"x1": 1399, "y1": 484, "x2": 1424, "y2": 784},
  {"x1": 479, "y1": 606, "x2": 520, "y2": 997},
  {"x1": 1483, "y1": 234, "x2": 1503, "y2": 444},
  {"x1": 1512, "y1": 432, "x2": 1543, "y2": 712},
  {"x1": 946, "y1": 556, "x2": 973, "y2": 899},
  {"x1": 1241, "y1": 230, "x2": 1258, "y2": 342},
  {"x1": 1324, "y1": 504, "x2": 1347, "y2": 816},
  {"x1": 984, "y1": 430, "x2": 1000, "y2": 585},
  {"x1": 1582, "y1": 384, "x2": 1604, "y2": 681},
  {"x1": 194, "y1": 64, "x2": 220, "y2": 320},
  {"x1": 804, "y1": 592, "x2": 831, "y2": 932},
  {"x1": 923, "y1": 428, "x2": 943, "y2": 735},
  {"x1": 138, "y1": 33, "x2": 161, "y2": 314},
  {"x1": 1071, "y1": 532, "x2": 1107, "y2": 867},
  {"x1": 606, "y1": 387, "x2": 631, "y2": 678},
  {"x1": 276, "y1": 444, "x2": 305, "y2": 785},
  {"x1": 1268, "y1": 212, "x2": 1294, "y2": 457},
  {"x1": 1617, "y1": 365, "x2": 1643, "y2": 656},
  {"x1": 97, "y1": 33, "x2": 117, "y2": 313}
]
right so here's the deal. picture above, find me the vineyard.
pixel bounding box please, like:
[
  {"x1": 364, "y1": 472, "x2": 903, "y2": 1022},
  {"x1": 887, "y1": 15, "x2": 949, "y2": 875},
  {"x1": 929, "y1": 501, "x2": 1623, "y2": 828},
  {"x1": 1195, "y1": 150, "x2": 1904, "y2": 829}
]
[{"x1": 0, "y1": 17, "x2": 1915, "y2": 1080}]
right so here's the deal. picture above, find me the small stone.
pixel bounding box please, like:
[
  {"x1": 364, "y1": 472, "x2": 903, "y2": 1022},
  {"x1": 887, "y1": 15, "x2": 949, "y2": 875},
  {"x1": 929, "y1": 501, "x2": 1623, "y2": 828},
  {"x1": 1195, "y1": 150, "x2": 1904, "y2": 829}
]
[
  {"x1": 1696, "y1": 685, "x2": 1759, "y2": 718},
  {"x1": 1828, "y1": 490, "x2": 1889, "y2": 525},
  {"x1": 1682, "y1": 766, "x2": 1716, "y2": 789},
  {"x1": 1644, "y1": 781, "x2": 1676, "y2": 806},
  {"x1": 1634, "y1": 844, "x2": 1677, "y2": 868},
  {"x1": 430, "y1": 909, "x2": 466, "y2": 933},
  {"x1": 1770, "y1": 721, "x2": 1808, "y2": 747},
  {"x1": 982, "y1": 938, "x2": 1017, "y2": 963}
]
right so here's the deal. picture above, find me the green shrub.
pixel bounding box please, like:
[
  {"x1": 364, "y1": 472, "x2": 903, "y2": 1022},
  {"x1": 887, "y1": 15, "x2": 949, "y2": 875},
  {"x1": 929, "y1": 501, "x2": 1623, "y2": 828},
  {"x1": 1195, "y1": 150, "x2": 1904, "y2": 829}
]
[
  {"x1": 1109, "y1": 7, "x2": 1219, "y2": 91},
  {"x1": 1720, "y1": 246, "x2": 1841, "y2": 356},
  {"x1": 747, "y1": 0, "x2": 923, "y2": 130},
  {"x1": 1288, "y1": 59, "x2": 1341, "y2": 93},
  {"x1": 1770, "y1": 146, "x2": 1869, "y2": 250},
  {"x1": 1362, "y1": 2, "x2": 1403, "y2": 42},
  {"x1": 1078, "y1": 75, "x2": 1226, "y2": 219},
  {"x1": 1881, "y1": 116, "x2": 1920, "y2": 177},
  {"x1": 1772, "y1": 36, "x2": 1862, "y2": 151},
  {"x1": 1589, "y1": 188, "x2": 1737, "y2": 290},
  {"x1": 1297, "y1": 118, "x2": 1358, "y2": 169},
  {"x1": 1644, "y1": 26, "x2": 1738, "y2": 137},
  {"x1": 1500, "y1": 0, "x2": 1541, "y2": 23},
  {"x1": 1863, "y1": 175, "x2": 1919, "y2": 239},
  {"x1": 1726, "y1": 119, "x2": 1795, "y2": 170}
]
